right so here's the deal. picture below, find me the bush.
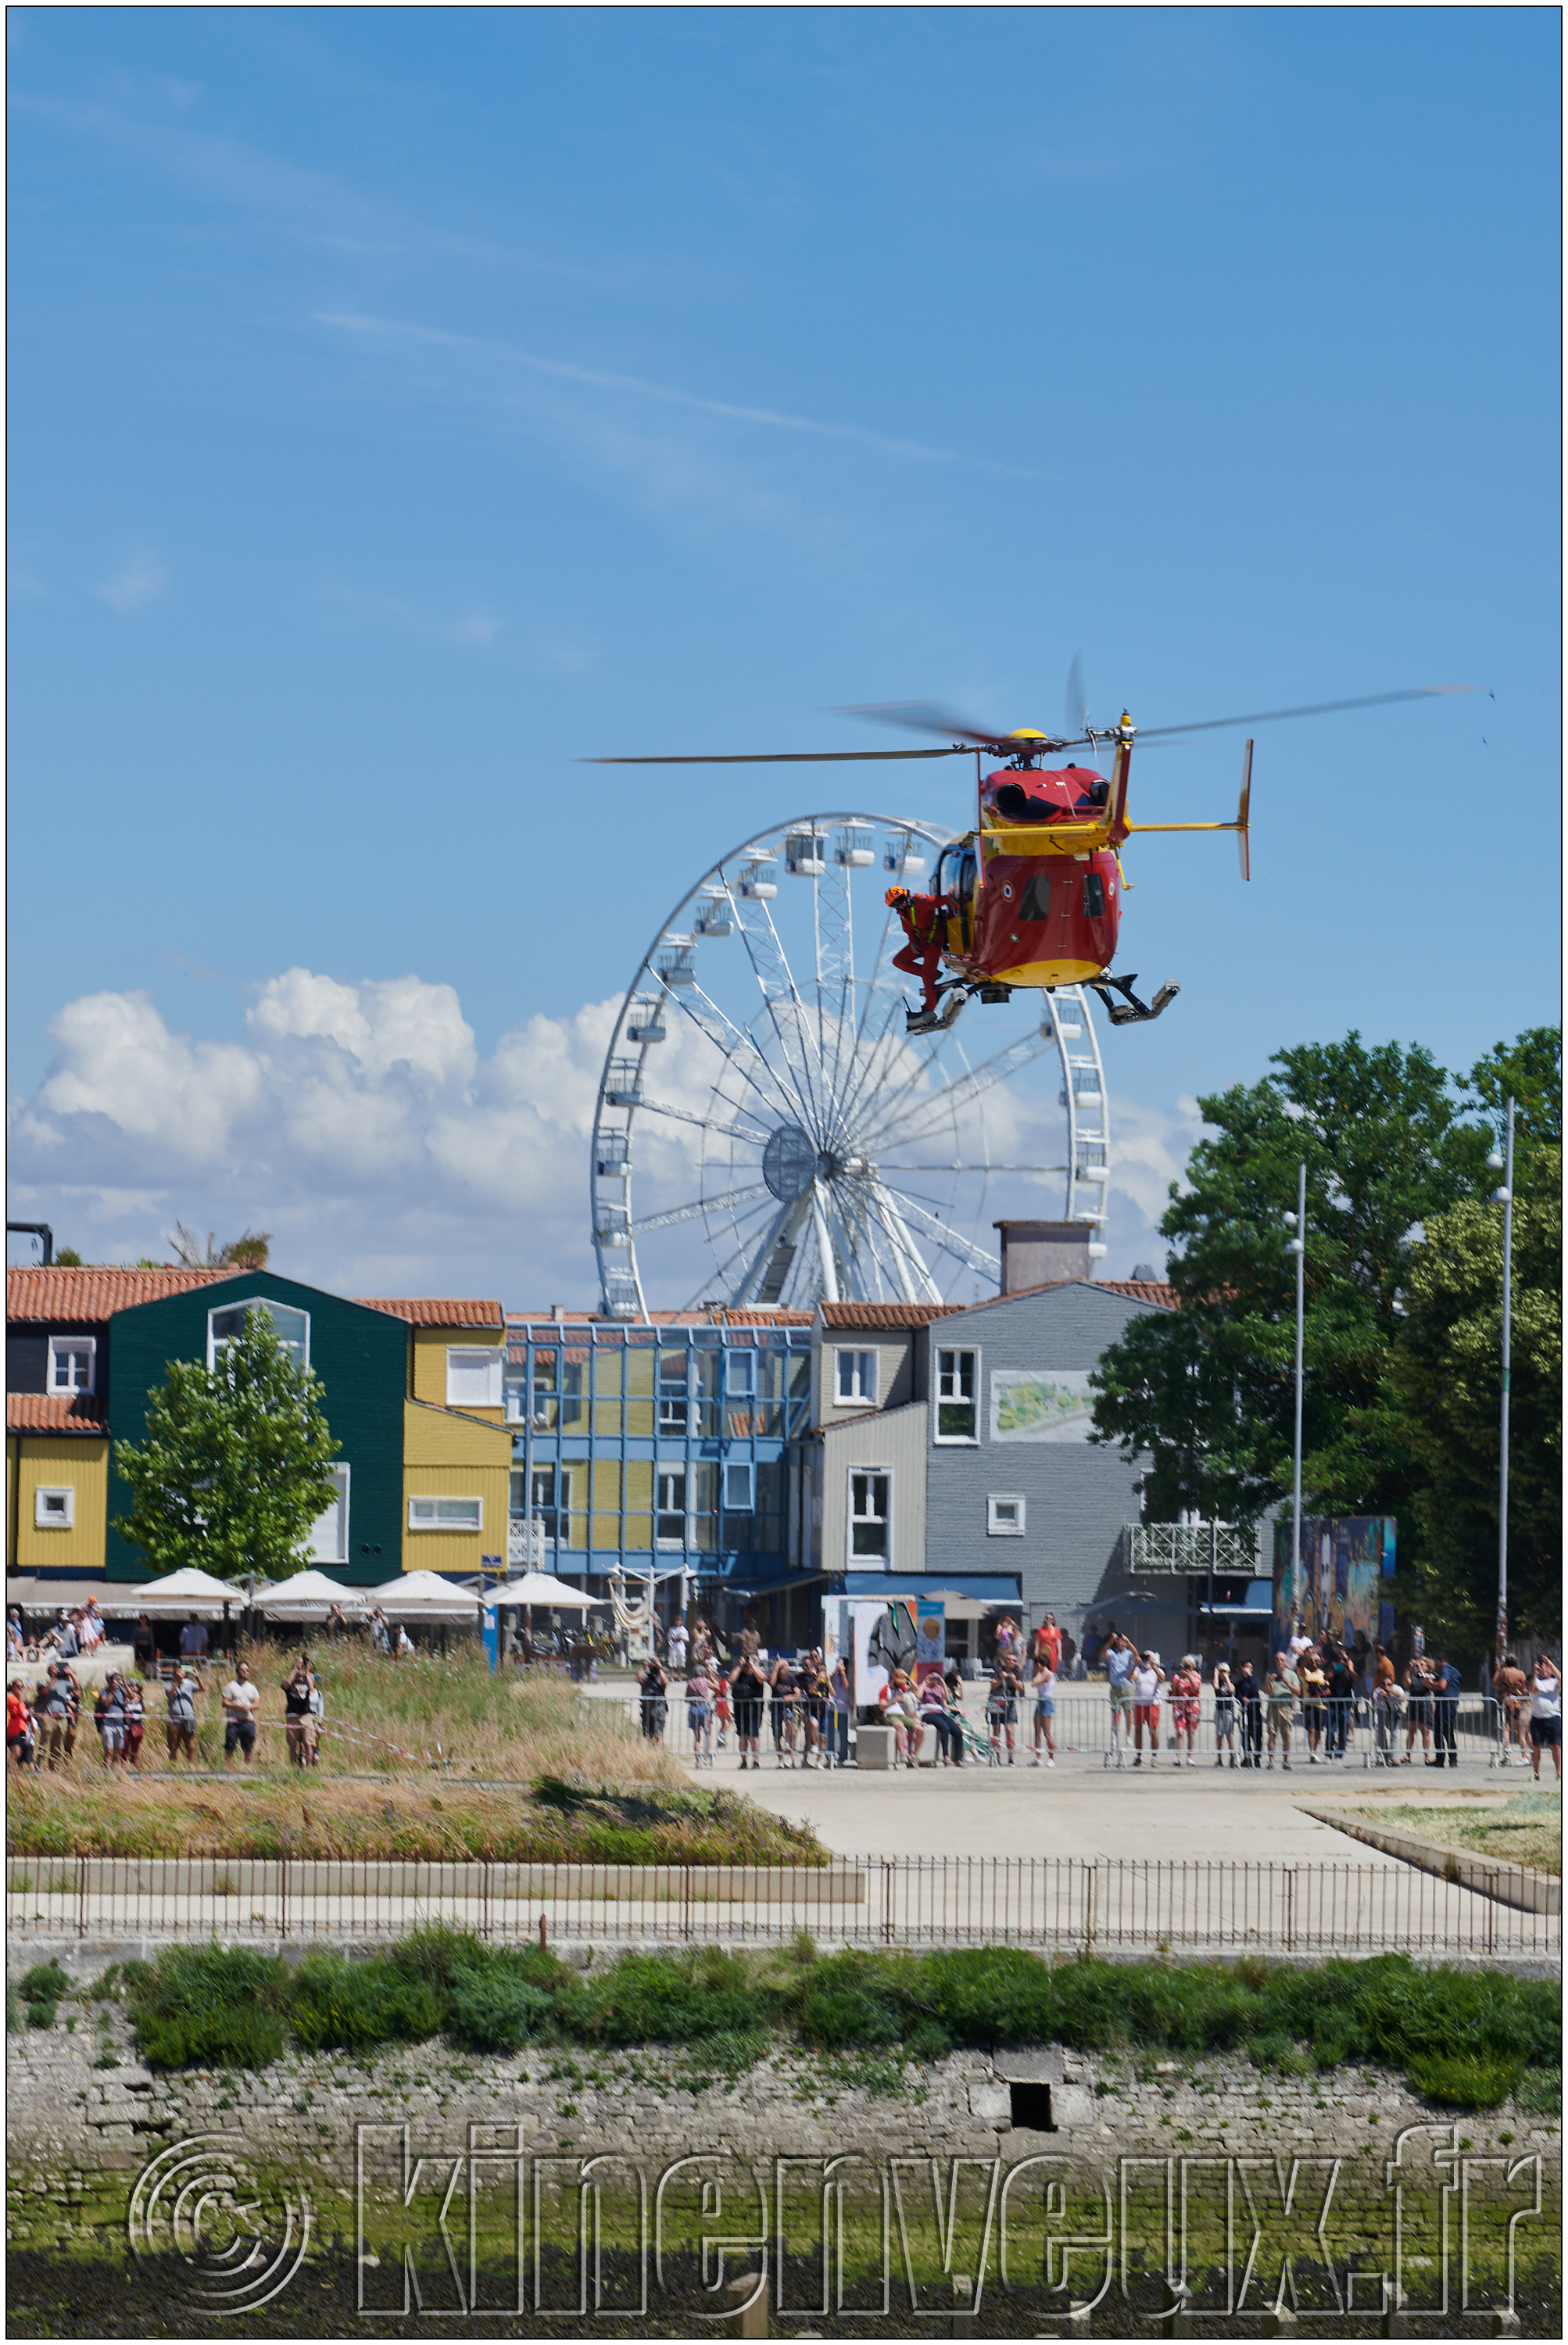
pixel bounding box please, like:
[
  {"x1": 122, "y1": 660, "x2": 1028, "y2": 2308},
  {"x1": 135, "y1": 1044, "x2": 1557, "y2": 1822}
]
[
  {"x1": 17, "y1": 1957, "x2": 72, "y2": 2028},
  {"x1": 289, "y1": 1954, "x2": 443, "y2": 2053},
  {"x1": 446, "y1": 1972, "x2": 557, "y2": 2051},
  {"x1": 127, "y1": 1945, "x2": 288, "y2": 2069},
  {"x1": 1407, "y1": 2051, "x2": 1526, "y2": 2109}
]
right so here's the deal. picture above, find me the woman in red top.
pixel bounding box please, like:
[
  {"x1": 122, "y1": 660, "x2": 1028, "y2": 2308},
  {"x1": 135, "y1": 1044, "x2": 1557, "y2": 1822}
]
[
  {"x1": 7, "y1": 1680, "x2": 35, "y2": 1767},
  {"x1": 1169, "y1": 1656, "x2": 1203, "y2": 1767}
]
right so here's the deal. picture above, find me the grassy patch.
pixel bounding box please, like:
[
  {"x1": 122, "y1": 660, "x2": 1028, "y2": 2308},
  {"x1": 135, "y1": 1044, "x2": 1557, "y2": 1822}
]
[
  {"x1": 1351, "y1": 1791, "x2": 1562, "y2": 1876},
  {"x1": 106, "y1": 1933, "x2": 1560, "y2": 2112},
  {"x1": 5, "y1": 1641, "x2": 817, "y2": 1866}
]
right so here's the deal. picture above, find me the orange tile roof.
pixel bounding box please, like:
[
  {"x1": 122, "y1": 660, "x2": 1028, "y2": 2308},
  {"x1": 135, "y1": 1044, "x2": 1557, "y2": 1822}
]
[
  {"x1": 818, "y1": 1301, "x2": 967, "y2": 1329},
  {"x1": 7, "y1": 1266, "x2": 236, "y2": 1323},
  {"x1": 961, "y1": 1276, "x2": 1180, "y2": 1313},
  {"x1": 356, "y1": 1298, "x2": 504, "y2": 1328},
  {"x1": 7, "y1": 1392, "x2": 109, "y2": 1434}
]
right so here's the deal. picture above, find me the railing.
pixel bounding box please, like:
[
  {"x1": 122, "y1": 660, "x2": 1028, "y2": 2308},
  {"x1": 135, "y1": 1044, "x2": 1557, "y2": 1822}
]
[
  {"x1": 6, "y1": 1853, "x2": 1556, "y2": 1958},
  {"x1": 1124, "y1": 1522, "x2": 1267, "y2": 1574},
  {"x1": 592, "y1": 1692, "x2": 1520, "y2": 1770}
]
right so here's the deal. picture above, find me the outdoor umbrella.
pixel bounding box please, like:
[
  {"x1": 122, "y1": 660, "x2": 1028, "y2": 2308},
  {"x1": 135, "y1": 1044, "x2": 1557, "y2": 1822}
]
[
  {"x1": 363, "y1": 1571, "x2": 489, "y2": 1620},
  {"x1": 256, "y1": 1571, "x2": 368, "y2": 1623},
  {"x1": 479, "y1": 1572, "x2": 592, "y2": 1612},
  {"x1": 124, "y1": 1566, "x2": 260, "y2": 1619}
]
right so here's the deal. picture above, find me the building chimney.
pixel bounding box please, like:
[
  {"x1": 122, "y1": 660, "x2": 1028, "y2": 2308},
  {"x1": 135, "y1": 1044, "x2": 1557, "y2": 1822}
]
[{"x1": 993, "y1": 1219, "x2": 1094, "y2": 1293}]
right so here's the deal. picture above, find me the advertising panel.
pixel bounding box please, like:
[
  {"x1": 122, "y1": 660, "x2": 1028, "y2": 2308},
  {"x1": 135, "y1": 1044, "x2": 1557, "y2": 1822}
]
[{"x1": 989, "y1": 1369, "x2": 1095, "y2": 1443}]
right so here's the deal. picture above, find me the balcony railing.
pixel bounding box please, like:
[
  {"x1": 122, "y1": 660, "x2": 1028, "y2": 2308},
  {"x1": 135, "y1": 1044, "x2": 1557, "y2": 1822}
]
[{"x1": 1125, "y1": 1522, "x2": 1267, "y2": 1574}]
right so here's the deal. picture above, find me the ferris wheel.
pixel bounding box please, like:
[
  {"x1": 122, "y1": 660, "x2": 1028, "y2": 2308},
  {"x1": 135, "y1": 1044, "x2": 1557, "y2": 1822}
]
[{"x1": 589, "y1": 812, "x2": 1111, "y2": 1318}]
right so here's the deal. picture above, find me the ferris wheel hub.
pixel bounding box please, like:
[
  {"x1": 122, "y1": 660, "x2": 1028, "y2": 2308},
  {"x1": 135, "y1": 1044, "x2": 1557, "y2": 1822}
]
[{"x1": 762, "y1": 1123, "x2": 822, "y2": 1203}]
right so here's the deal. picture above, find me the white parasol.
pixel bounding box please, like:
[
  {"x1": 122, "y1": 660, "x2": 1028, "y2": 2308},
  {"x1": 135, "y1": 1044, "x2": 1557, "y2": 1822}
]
[
  {"x1": 363, "y1": 1570, "x2": 489, "y2": 1620},
  {"x1": 478, "y1": 1571, "x2": 592, "y2": 1612},
  {"x1": 122, "y1": 1566, "x2": 259, "y2": 1619},
  {"x1": 256, "y1": 1571, "x2": 369, "y2": 1622}
]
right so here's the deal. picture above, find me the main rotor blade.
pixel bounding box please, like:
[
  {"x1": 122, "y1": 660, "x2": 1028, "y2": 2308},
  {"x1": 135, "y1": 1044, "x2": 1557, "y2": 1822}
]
[
  {"x1": 1136, "y1": 686, "x2": 1473, "y2": 743},
  {"x1": 833, "y1": 699, "x2": 1020, "y2": 748},
  {"x1": 584, "y1": 745, "x2": 968, "y2": 764},
  {"x1": 1065, "y1": 653, "x2": 1090, "y2": 738}
]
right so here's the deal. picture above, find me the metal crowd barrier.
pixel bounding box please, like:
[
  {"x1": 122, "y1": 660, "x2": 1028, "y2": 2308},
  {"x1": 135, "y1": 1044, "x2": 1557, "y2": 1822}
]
[
  {"x1": 593, "y1": 1691, "x2": 1524, "y2": 1772},
  {"x1": 5, "y1": 1852, "x2": 1555, "y2": 1959}
]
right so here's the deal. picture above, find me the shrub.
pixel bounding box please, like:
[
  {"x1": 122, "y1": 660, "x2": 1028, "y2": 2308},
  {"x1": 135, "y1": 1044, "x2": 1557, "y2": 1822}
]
[
  {"x1": 127, "y1": 1946, "x2": 289, "y2": 2069},
  {"x1": 446, "y1": 1972, "x2": 557, "y2": 2051},
  {"x1": 1407, "y1": 2051, "x2": 1526, "y2": 2110},
  {"x1": 289, "y1": 1954, "x2": 443, "y2": 2053}
]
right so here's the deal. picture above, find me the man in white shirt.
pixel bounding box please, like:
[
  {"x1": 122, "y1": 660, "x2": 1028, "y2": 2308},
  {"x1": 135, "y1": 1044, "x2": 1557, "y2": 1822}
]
[
  {"x1": 220, "y1": 1661, "x2": 261, "y2": 1765},
  {"x1": 1287, "y1": 1624, "x2": 1313, "y2": 1664},
  {"x1": 666, "y1": 1619, "x2": 689, "y2": 1673}
]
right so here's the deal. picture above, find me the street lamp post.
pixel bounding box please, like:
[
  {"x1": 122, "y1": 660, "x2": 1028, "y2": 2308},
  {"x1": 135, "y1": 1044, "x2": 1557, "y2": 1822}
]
[
  {"x1": 1488, "y1": 1102, "x2": 1516, "y2": 1666},
  {"x1": 1283, "y1": 1165, "x2": 1307, "y2": 1628}
]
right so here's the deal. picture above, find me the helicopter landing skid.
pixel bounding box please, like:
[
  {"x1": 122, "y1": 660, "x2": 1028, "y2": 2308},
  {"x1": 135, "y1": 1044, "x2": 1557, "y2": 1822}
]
[{"x1": 1091, "y1": 974, "x2": 1180, "y2": 1028}]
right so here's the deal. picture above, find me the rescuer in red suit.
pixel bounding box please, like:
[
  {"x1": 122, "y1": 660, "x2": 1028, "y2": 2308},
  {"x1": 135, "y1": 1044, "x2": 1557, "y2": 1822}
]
[{"x1": 886, "y1": 885, "x2": 947, "y2": 1020}]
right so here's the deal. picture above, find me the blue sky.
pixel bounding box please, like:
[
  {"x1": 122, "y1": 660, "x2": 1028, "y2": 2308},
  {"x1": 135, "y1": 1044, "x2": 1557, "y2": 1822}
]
[{"x1": 8, "y1": 7, "x2": 1559, "y2": 1301}]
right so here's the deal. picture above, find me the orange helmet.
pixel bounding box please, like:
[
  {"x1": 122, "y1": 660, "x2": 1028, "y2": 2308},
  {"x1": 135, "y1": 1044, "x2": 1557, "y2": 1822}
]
[{"x1": 885, "y1": 885, "x2": 910, "y2": 908}]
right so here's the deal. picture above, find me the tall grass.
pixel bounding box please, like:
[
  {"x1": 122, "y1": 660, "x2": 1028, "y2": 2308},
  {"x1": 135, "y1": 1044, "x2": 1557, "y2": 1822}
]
[{"x1": 7, "y1": 1636, "x2": 825, "y2": 1863}]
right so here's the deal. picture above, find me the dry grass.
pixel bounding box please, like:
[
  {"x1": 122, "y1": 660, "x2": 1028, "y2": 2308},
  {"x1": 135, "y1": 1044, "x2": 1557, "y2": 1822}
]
[
  {"x1": 1353, "y1": 1792, "x2": 1562, "y2": 1877},
  {"x1": 6, "y1": 1639, "x2": 822, "y2": 1865}
]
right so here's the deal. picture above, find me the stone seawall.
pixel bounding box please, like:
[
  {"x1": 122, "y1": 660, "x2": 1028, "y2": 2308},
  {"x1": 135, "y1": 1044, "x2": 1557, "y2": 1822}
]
[{"x1": 7, "y1": 1945, "x2": 1560, "y2": 2336}]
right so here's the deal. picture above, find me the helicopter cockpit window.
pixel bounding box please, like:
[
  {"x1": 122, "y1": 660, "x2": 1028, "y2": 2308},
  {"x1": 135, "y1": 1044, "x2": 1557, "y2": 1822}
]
[{"x1": 1019, "y1": 873, "x2": 1051, "y2": 923}]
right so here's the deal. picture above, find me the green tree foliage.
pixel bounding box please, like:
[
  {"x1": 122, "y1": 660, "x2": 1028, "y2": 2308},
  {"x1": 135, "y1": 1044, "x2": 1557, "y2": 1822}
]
[
  {"x1": 1090, "y1": 1033, "x2": 1489, "y2": 1523},
  {"x1": 1391, "y1": 1144, "x2": 1562, "y2": 1641},
  {"x1": 1460, "y1": 1026, "x2": 1562, "y2": 1151},
  {"x1": 113, "y1": 1309, "x2": 339, "y2": 1583}
]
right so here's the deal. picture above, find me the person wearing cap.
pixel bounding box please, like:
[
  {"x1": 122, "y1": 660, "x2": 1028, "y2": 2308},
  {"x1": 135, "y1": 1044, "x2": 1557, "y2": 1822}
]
[{"x1": 886, "y1": 884, "x2": 950, "y2": 1027}]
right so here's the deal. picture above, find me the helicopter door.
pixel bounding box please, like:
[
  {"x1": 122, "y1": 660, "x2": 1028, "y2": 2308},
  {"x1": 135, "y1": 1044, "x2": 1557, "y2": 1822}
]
[{"x1": 936, "y1": 843, "x2": 977, "y2": 951}]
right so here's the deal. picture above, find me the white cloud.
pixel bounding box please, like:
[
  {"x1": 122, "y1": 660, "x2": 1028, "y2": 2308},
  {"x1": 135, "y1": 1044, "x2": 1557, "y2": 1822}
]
[
  {"x1": 9, "y1": 968, "x2": 1194, "y2": 1301},
  {"x1": 94, "y1": 555, "x2": 167, "y2": 614}
]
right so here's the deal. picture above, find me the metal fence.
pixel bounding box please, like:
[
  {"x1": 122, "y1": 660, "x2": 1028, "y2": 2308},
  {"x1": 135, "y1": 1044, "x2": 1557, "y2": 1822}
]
[
  {"x1": 7, "y1": 1852, "x2": 1556, "y2": 1958},
  {"x1": 596, "y1": 1692, "x2": 1524, "y2": 1771}
]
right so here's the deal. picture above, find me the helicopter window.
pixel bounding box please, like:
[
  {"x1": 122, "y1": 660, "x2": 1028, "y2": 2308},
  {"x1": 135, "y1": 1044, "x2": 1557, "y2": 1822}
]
[
  {"x1": 1019, "y1": 873, "x2": 1051, "y2": 923},
  {"x1": 1083, "y1": 872, "x2": 1106, "y2": 918}
]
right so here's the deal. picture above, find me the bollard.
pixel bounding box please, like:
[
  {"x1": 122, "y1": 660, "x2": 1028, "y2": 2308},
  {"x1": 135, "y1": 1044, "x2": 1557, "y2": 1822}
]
[
  {"x1": 1257, "y1": 2312, "x2": 1297, "y2": 2338},
  {"x1": 1162, "y1": 2278, "x2": 1193, "y2": 2336},
  {"x1": 725, "y1": 2272, "x2": 768, "y2": 2338},
  {"x1": 1034, "y1": 2307, "x2": 1094, "y2": 2337}
]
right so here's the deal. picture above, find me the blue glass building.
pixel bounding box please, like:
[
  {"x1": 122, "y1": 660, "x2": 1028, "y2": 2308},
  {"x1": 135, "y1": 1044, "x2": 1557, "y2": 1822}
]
[{"x1": 504, "y1": 1311, "x2": 819, "y2": 1642}]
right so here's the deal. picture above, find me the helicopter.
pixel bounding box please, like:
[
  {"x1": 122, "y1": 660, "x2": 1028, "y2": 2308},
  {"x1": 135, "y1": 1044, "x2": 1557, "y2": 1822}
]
[{"x1": 590, "y1": 679, "x2": 1468, "y2": 1034}]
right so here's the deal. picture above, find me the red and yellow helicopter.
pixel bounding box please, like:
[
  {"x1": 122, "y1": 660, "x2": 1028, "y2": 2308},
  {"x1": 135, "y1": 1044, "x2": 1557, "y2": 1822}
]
[{"x1": 592, "y1": 681, "x2": 1466, "y2": 1034}]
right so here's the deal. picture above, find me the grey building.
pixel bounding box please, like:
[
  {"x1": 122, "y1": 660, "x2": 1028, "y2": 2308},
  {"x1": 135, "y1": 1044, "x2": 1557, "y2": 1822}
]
[{"x1": 805, "y1": 1228, "x2": 1189, "y2": 1661}]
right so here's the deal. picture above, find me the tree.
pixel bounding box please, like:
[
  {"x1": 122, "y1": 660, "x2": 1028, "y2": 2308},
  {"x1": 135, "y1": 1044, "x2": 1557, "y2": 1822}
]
[
  {"x1": 114, "y1": 1310, "x2": 340, "y2": 1584},
  {"x1": 1388, "y1": 1146, "x2": 1561, "y2": 1644},
  {"x1": 1460, "y1": 1026, "x2": 1561, "y2": 1152},
  {"x1": 169, "y1": 1223, "x2": 273, "y2": 1271},
  {"x1": 1089, "y1": 1033, "x2": 1491, "y2": 1526}
]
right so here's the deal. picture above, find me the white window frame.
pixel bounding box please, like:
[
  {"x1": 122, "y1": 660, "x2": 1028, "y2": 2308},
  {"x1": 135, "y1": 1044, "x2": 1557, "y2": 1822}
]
[
  {"x1": 835, "y1": 1348, "x2": 879, "y2": 1407},
  {"x1": 987, "y1": 1493, "x2": 1026, "y2": 1538},
  {"x1": 848, "y1": 1467, "x2": 891, "y2": 1563},
  {"x1": 208, "y1": 1298, "x2": 310, "y2": 1370},
  {"x1": 656, "y1": 1466, "x2": 687, "y2": 1548},
  {"x1": 46, "y1": 1335, "x2": 97, "y2": 1397},
  {"x1": 408, "y1": 1495, "x2": 483, "y2": 1531},
  {"x1": 310, "y1": 1465, "x2": 352, "y2": 1563},
  {"x1": 725, "y1": 1350, "x2": 756, "y2": 1398},
  {"x1": 933, "y1": 1346, "x2": 980, "y2": 1445},
  {"x1": 722, "y1": 1460, "x2": 754, "y2": 1513},
  {"x1": 446, "y1": 1347, "x2": 505, "y2": 1408},
  {"x1": 34, "y1": 1485, "x2": 75, "y2": 1529}
]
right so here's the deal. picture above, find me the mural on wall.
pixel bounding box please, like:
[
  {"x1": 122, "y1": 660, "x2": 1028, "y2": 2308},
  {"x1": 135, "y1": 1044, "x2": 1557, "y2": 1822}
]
[
  {"x1": 850, "y1": 1596, "x2": 922, "y2": 1709},
  {"x1": 1273, "y1": 1516, "x2": 1397, "y2": 1659},
  {"x1": 989, "y1": 1369, "x2": 1096, "y2": 1444}
]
